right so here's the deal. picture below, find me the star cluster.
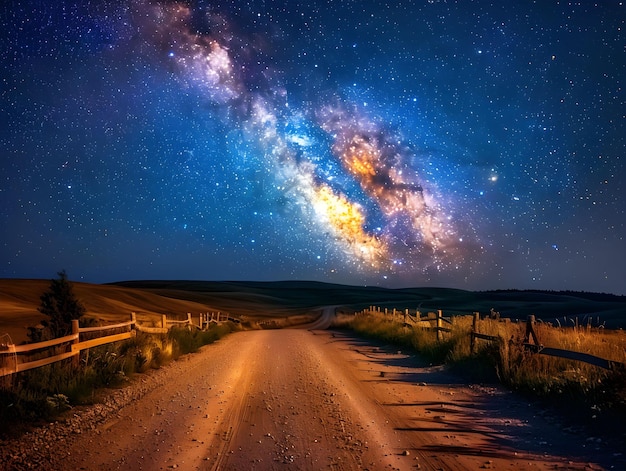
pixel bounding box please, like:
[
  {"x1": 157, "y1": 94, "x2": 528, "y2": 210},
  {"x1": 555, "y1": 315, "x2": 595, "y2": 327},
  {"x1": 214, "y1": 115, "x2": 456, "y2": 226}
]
[{"x1": 0, "y1": 1, "x2": 624, "y2": 293}]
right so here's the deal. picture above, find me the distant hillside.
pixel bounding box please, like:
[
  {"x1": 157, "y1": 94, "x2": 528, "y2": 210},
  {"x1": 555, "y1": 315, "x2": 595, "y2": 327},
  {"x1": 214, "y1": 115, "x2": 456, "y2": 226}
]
[
  {"x1": 112, "y1": 280, "x2": 626, "y2": 329},
  {"x1": 0, "y1": 279, "x2": 224, "y2": 344},
  {"x1": 482, "y1": 289, "x2": 626, "y2": 303},
  {"x1": 2, "y1": 279, "x2": 625, "y2": 345}
]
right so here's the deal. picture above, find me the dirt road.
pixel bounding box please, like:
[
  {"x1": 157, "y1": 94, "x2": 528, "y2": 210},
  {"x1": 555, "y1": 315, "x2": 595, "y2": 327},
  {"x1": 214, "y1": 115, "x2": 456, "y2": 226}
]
[{"x1": 4, "y1": 328, "x2": 618, "y2": 470}]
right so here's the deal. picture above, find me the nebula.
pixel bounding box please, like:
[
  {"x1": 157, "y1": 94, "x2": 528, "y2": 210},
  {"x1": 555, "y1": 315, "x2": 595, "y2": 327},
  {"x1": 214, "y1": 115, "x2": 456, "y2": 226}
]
[
  {"x1": 318, "y1": 103, "x2": 463, "y2": 266},
  {"x1": 135, "y1": 0, "x2": 470, "y2": 274}
]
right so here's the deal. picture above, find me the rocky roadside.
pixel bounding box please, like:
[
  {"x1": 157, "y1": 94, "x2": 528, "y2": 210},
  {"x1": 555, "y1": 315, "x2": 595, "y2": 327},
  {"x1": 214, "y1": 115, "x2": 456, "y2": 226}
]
[{"x1": 0, "y1": 366, "x2": 171, "y2": 471}]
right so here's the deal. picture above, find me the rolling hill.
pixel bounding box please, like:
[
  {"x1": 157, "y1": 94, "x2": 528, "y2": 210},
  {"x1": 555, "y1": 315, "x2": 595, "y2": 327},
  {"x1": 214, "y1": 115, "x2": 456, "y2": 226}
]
[{"x1": 2, "y1": 278, "x2": 625, "y2": 344}]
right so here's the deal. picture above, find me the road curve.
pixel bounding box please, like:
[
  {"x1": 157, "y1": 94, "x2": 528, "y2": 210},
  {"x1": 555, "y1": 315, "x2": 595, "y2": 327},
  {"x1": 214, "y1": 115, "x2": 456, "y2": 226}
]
[
  {"x1": 7, "y1": 329, "x2": 615, "y2": 471},
  {"x1": 294, "y1": 305, "x2": 337, "y2": 330}
]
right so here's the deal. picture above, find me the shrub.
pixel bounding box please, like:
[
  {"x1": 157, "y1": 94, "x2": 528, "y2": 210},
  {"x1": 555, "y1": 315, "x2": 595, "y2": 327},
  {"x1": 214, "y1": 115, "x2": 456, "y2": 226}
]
[{"x1": 31, "y1": 270, "x2": 86, "y2": 341}]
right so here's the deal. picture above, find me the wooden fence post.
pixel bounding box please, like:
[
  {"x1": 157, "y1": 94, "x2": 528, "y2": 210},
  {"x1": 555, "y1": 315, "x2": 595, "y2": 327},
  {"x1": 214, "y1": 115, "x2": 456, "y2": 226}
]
[
  {"x1": 131, "y1": 312, "x2": 137, "y2": 336},
  {"x1": 187, "y1": 313, "x2": 192, "y2": 325},
  {"x1": 470, "y1": 312, "x2": 480, "y2": 354},
  {"x1": 71, "y1": 319, "x2": 80, "y2": 368},
  {"x1": 416, "y1": 310, "x2": 420, "y2": 322},
  {"x1": 436, "y1": 310, "x2": 443, "y2": 341},
  {"x1": 404, "y1": 309, "x2": 408, "y2": 324},
  {"x1": 524, "y1": 315, "x2": 540, "y2": 345},
  {"x1": 161, "y1": 314, "x2": 167, "y2": 330}
]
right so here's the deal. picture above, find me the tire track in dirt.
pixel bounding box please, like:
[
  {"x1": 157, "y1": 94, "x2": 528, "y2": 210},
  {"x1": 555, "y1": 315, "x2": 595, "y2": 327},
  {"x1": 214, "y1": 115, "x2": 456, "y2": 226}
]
[{"x1": 205, "y1": 329, "x2": 376, "y2": 470}]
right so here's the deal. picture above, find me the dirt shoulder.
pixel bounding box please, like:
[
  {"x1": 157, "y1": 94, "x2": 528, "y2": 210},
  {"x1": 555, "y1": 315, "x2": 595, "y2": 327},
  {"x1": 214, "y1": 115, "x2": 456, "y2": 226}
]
[{"x1": 2, "y1": 329, "x2": 622, "y2": 470}]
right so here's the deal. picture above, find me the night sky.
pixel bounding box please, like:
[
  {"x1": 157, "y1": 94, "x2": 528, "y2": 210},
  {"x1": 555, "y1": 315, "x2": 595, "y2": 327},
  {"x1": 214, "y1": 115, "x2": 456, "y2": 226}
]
[{"x1": 1, "y1": 1, "x2": 624, "y2": 294}]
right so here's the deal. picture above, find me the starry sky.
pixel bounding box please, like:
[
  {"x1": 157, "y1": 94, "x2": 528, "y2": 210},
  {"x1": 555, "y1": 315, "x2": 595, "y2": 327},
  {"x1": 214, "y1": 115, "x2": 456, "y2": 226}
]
[{"x1": 1, "y1": 1, "x2": 624, "y2": 294}]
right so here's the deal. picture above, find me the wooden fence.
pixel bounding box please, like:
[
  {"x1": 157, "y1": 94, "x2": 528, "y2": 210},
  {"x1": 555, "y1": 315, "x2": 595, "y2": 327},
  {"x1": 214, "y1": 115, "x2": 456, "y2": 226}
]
[
  {"x1": 357, "y1": 306, "x2": 625, "y2": 372},
  {"x1": 0, "y1": 311, "x2": 235, "y2": 378},
  {"x1": 358, "y1": 306, "x2": 456, "y2": 341}
]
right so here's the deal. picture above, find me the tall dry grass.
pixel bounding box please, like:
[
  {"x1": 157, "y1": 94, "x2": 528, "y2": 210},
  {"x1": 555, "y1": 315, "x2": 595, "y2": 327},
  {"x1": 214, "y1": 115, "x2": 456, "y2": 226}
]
[{"x1": 347, "y1": 311, "x2": 626, "y2": 415}]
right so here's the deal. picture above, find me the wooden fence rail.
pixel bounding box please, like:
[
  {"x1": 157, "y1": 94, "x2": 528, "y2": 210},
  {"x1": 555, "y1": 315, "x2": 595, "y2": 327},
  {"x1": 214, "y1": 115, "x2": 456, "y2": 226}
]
[
  {"x1": 357, "y1": 306, "x2": 625, "y2": 372},
  {"x1": 520, "y1": 314, "x2": 623, "y2": 371},
  {"x1": 0, "y1": 311, "x2": 233, "y2": 378}
]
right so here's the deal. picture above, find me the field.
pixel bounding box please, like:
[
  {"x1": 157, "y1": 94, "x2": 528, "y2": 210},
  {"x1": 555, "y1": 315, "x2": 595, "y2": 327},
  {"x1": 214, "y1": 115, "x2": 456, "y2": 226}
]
[
  {"x1": 112, "y1": 279, "x2": 626, "y2": 327},
  {"x1": 0, "y1": 279, "x2": 225, "y2": 344},
  {"x1": 2, "y1": 278, "x2": 625, "y2": 345}
]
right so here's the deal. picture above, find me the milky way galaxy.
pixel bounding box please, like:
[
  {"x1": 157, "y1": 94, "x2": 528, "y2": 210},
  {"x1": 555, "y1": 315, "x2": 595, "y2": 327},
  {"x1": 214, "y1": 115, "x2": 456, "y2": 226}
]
[
  {"x1": 140, "y1": 1, "x2": 471, "y2": 274},
  {"x1": 1, "y1": 1, "x2": 624, "y2": 293}
]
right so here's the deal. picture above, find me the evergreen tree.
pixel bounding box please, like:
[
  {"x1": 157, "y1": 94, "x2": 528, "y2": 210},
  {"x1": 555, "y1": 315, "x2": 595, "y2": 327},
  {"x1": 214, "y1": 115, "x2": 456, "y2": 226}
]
[{"x1": 37, "y1": 270, "x2": 86, "y2": 338}]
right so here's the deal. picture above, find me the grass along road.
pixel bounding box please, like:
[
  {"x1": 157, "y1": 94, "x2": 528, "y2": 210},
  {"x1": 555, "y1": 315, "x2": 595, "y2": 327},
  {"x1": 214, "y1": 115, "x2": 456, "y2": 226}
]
[{"x1": 3, "y1": 328, "x2": 619, "y2": 470}]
